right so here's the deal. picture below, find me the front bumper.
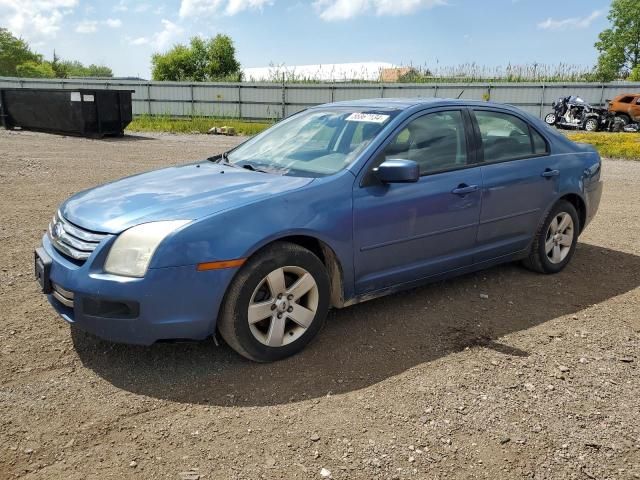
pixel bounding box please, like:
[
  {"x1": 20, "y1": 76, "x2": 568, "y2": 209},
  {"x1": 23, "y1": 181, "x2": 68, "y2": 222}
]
[{"x1": 40, "y1": 234, "x2": 235, "y2": 345}]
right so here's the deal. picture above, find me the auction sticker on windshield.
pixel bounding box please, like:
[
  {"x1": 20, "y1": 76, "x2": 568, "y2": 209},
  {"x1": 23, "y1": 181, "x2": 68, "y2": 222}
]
[{"x1": 346, "y1": 113, "x2": 390, "y2": 124}]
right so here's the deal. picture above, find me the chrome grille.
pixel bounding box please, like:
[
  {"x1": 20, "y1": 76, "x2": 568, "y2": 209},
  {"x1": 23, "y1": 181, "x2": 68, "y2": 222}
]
[{"x1": 48, "y1": 212, "x2": 107, "y2": 261}]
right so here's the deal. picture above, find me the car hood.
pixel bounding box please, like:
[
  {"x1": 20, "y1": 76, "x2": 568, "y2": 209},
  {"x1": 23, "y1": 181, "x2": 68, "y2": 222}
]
[{"x1": 61, "y1": 161, "x2": 313, "y2": 234}]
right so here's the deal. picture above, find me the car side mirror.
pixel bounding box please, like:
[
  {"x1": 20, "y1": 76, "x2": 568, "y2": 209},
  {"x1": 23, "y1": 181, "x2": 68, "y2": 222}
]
[{"x1": 374, "y1": 159, "x2": 420, "y2": 184}]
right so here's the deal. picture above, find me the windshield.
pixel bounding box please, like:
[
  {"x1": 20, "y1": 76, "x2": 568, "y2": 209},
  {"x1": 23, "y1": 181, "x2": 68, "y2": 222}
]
[{"x1": 225, "y1": 108, "x2": 397, "y2": 177}]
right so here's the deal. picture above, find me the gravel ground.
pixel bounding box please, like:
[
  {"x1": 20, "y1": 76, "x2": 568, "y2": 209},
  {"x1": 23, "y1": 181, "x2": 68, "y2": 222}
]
[{"x1": 0, "y1": 130, "x2": 639, "y2": 480}]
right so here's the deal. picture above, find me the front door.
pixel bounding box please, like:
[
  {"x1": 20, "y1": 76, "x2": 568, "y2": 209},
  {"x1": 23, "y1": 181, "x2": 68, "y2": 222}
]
[
  {"x1": 631, "y1": 96, "x2": 640, "y2": 122},
  {"x1": 353, "y1": 109, "x2": 482, "y2": 294}
]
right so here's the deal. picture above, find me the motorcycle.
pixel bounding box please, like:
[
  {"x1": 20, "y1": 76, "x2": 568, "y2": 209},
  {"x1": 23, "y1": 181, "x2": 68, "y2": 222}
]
[{"x1": 544, "y1": 96, "x2": 610, "y2": 132}]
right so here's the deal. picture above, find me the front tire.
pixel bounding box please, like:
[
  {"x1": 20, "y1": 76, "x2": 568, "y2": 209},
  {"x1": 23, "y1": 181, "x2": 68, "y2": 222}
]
[
  {"x1": 522, "y1": 200, "x2": 579, "y2": 274},
  {"x1": 218, "y1": 242, "x2": 331, "y2": 362},
  {"x1": 616, "y1": 114, "x2": 630, "y2": 127},
  {"x1": 544, "y1": 113, "x2": 557, "y2": 125},
  {"x1": 584, "y1": 118, "x2": 599, "y2": 132}
]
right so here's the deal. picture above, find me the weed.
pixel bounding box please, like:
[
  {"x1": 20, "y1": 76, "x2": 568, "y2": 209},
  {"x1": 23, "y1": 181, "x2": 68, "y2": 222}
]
[
  {"x1": 127, "y1": 115, "x2": 273, "y2": 136},
  {"x1": 566, "y1": 132, "x2": 640, "y2": 160}
]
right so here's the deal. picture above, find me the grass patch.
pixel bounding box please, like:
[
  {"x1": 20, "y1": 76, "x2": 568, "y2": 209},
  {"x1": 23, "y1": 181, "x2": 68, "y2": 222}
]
[
  {"x1": 128, "y1": 117, "x2": 640, "y2": 160},
  {"x1": 127, "y1": 115, "x2": 273, "y2": 136},
  {"x1": 566, "y1": 132, "x2": 640, "y2": 160}
]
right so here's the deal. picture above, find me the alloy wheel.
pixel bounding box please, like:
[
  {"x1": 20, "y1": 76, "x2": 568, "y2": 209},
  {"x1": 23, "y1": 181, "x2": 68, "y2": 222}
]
[
  {"x1": 584, "y1": 119, "x2": 598, "y2": 132},
  {"x1": 248, "y1": 266, "x2": 319, "y2": 347},
  {"x1": 545, "y1": 212, "x2": 574, "y2": 264}
]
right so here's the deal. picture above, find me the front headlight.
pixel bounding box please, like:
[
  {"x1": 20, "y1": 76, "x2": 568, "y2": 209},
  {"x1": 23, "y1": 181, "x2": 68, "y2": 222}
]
[{"x1": 104, "y1": 220, "x2": 190, "y2": 278}]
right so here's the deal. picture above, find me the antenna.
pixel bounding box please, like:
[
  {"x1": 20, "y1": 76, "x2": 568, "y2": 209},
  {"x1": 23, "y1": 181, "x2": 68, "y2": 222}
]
[{"x1": 457, "y1": 80, "x2": 472, "y2": 99}]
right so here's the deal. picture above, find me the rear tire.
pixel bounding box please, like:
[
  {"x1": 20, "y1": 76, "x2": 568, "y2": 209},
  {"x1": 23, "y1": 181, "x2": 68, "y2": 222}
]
[
  {"x1": 218, "y1": 242, "x2": 330, "y2": 362},
  {"x1": 522, "y1": 200, "x2": 579, "y2": 274},
  {"x1": 544, "y1": 113, "x2": 557, "y2": 125}
]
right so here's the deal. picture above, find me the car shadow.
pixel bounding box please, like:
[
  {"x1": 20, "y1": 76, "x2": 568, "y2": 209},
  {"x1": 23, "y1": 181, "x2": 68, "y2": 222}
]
[
  {"x1": 72, "y1": 243, "x2": 640, "y2": 407},
  {"x1": 99, "y1": 134, "x2": 155, "y2": 142}
]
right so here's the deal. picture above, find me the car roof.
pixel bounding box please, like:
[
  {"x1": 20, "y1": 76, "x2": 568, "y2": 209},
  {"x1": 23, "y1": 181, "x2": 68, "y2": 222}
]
[{"x1": 314, "y1": 97, "x2": 523, "y2": 112}]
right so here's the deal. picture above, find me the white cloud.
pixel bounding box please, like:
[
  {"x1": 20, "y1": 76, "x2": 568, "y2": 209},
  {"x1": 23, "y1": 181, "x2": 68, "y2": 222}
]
[
  {"x1": 129, "y1": 19, "x2": 184, "y2": 50},
  {"x1": 75, "y1": 20, "x2": 98, "y2": 33},
  {"x1": 225, "y1": 0, "x2": 271, "y2": 15},
  {"x1": 0, "y1": 0, "x2": 78, "y2": 39},
  {"x1": 130, "y1": 37, "x2": 149, "y2": 46},
  {"x1": 179, "y1": 0, "x2": 272, "y2": 17},
  {"x1": 537, "y1": 10, "x2": 603, "y2": 31},
  {"x1": 134, "y1": 3, "x2": 151, "y2": 13},
  {"x1": 313, "y1": 0, "x2": 447, "y2": 20},
  {"x1": 105, "y1": 18, "x2": 123, "y2": 28},
  {"x1": 75, "y1": 18, "x2": 122, "y2": 34},
  {"x1": 114, "y1": 0, "x2": 127, "y2": 12}
]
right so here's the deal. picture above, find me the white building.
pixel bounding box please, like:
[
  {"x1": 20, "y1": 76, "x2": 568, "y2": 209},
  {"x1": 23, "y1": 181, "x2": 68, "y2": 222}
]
[{"x1": 242, "y1": 62, "x2": 396, "y2": 82}]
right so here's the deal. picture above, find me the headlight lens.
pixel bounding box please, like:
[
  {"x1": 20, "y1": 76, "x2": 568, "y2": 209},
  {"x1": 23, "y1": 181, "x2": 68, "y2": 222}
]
[{"x1": 104, "y1": 220, "x2": 189, "y2": 278}]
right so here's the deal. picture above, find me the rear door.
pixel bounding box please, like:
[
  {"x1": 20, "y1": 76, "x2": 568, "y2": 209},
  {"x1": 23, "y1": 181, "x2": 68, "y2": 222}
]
[{"x1": 470, "y1": 108, "x2": 560, "y2": 262}]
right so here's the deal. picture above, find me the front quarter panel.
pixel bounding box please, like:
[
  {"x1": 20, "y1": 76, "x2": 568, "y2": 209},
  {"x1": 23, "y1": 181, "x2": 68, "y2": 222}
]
[{"x1": 151, "y1": 171, "x2": 357, "y2": 299}]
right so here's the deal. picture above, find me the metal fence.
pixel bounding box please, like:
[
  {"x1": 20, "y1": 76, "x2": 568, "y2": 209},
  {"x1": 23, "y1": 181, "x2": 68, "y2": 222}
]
[{"x1": 2, "y1": 76, "x2": 640, "y2": 121}]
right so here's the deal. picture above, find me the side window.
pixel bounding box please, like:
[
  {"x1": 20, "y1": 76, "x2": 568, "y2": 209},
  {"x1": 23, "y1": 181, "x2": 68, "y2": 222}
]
[
  {"x1": 619, "y1": 96, "x2": 634, "y2": 104},
  {"x1": 381, "y1": 111, "x2": 468, "y2": 175},
  {"x1": 531, "y1": 128, "x2": 549, "y2": 155},
  {"x1": 475, "y1": 110, "x2": 543, "y2": 162}
]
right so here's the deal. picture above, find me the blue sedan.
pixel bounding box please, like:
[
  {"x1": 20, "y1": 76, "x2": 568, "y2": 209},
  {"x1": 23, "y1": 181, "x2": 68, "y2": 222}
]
[{"x1": 35, "y1": 98, "x2": 603, "y2": 362}]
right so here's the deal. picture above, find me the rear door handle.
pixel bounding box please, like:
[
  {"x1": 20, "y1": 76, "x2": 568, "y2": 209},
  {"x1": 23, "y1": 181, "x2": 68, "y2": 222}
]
[
  {"x1": 451, "y1": 184, "x2": 479, "y2": 196},
  {"x1": 541, "y1": 169, "x2": 560, "y2": 178}
]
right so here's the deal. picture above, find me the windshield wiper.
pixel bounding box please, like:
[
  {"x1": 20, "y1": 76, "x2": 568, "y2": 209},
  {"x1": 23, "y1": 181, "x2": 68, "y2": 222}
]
[
  {"x1": 207, "y1": 154, "x2": 271, "y2": 174},
  {"x1": 241, "y1": 163, "x2": 268, "y2": 173},
  {"x1": 208, "y1": 151, "x2": 238, "y2": 167}
]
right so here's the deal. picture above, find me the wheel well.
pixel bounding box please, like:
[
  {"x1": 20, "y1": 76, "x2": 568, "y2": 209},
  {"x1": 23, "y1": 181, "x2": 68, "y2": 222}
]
[
  {"x1": 560, "y1": 194, "x2": 586, "y2": 234},
  {"x1": 258, "y1": 235, "x2": 345, "y2": 308}
]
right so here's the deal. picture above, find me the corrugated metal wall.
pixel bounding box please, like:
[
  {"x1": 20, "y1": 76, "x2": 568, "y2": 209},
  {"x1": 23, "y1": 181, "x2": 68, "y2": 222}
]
[{"x1": 2, "y1": 76, "x2": 640, "y2": 120}]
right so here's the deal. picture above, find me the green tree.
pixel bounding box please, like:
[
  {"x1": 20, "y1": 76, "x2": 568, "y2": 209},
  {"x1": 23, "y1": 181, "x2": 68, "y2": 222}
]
[
  {"x1": 151, "y1": 44, "x2": 195, "y2": 81},
  {"x1": 15, "y1": 61, "x2": 56, "y2": 78},
  {"x1": 1, "y1": 31, "x2": 113, "y2": 79},
  {"x1": 595, "y1": 0, "x2": 640, "y2": 81},
  {"x1": 51, "y1": 51, "x2": 68, "y2": 78},
  {"x1": 0, "y1": 28, "x2": 42, "y2": 76},
  {"x1": 55, "y1": 59, "x2": 113, "y2": 78},
  {"x1": 151, "y1": 34, "x2": 242, "y2": 81}
]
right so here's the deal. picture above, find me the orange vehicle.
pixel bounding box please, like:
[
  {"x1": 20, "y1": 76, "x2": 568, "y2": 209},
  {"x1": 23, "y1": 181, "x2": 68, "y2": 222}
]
[{"x1": 608, "y1": 93, "x2": 640, "y2": 125}]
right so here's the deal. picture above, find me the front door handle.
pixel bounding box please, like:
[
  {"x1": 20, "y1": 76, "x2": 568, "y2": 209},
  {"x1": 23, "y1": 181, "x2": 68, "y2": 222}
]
[
  {"x1": 451, "y1": 184, "x2": 479, "y2": 196},
  {"x1": 541, "y1": 169, "x2": 560, "y2": 178}
]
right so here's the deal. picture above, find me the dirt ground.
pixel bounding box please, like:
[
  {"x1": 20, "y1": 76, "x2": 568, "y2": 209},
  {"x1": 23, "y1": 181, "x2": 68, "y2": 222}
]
[{"x1": 0, "y1": 129, "x2": 639, "y2": 480}]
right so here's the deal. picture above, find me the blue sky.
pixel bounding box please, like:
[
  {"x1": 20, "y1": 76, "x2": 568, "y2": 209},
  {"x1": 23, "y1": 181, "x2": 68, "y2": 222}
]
[{"x1": 0, "y1": 0, "x2": 611, "y2": 78}]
